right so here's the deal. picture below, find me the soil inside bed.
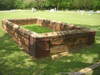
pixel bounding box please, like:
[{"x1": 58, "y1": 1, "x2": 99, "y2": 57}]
[{"x1": 21, "y1": 24, "x2": 53, "y2": 33}]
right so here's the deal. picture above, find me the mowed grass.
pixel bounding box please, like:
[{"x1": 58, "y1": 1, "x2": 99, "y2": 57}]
[
  {"x1": 0, "y1": 10, "x2": 100, "y2": 75},
  {"x1": 21, "y1": 24, "x2": 53, "y2": 33}
]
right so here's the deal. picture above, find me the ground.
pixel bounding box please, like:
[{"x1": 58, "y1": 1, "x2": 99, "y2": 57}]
[
  {"x1": 0, "y1": 10, "x2": 100, "y2": 75},
  {"x1": 21, "y1": 24, "x2": 53, "y2": 33}
]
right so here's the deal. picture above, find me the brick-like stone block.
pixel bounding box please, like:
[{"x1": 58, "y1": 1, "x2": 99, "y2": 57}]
[{"x1": 2, "y1": 18, "x2": 96, "y2": 58}]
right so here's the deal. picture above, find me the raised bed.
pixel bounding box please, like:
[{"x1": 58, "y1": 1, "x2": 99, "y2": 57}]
[{"x1": 2, "y1": 18, "x2": 96, "y2": 58}]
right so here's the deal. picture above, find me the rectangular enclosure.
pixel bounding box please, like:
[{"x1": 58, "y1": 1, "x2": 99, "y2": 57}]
[{"x1": 2, "y1": 18, "x2": 96, "y2": 58}]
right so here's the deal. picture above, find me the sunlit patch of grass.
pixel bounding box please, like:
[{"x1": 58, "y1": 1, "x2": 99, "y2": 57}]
[{"x1": 21, "y1": 24, "x2": 53, "y2": 33}]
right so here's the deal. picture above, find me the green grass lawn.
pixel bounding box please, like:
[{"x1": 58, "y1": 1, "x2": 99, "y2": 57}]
[
  {"x1": 21, "y1": 24, "x2": 53, "y2": 33},
  {"x1": 0, "y1": 10, "x2": 100, "y2": 75}
]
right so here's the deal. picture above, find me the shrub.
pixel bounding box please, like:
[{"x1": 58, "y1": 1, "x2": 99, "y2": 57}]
[{"x1": 0, "y1": 0, "x2": 100, "y2": 10}]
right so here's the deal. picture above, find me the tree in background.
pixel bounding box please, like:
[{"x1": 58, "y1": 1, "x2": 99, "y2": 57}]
[
  {"x1": 71, "y1": 0, "x2": 94, "y2": 10},
  {"x1": 14, "y1": 0, "x2": 25, "y2": 9},
  {"x1": 0, "y1": 0, "x2": 25, "y2": 10},
  {"x1": 0, "y1": 0, "x2": 100, "y2": 10},
  {"x1": 93, "y1": 0, "x2": 100, "y2": 10}
]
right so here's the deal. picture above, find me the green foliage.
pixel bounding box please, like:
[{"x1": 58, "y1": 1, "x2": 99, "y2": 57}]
[
  {"x1": 0, "y1": 0, "x2": 100, "y2": 10},
  {"x1": 14, "y1": 0, "x2": 25, "y2": 9},
  {"x1": 43, "y1": 0, "x2": 72, "y2": 10},
  {"x1": 93, "y1": 0, "x2": 100, "y2": 10},
  {"x1": 71, "y1": 0, "x2": 94, "y2": 10},
  {"x1": 0, "y1": 0, "x2": 25, "y2": 10},
  {"x1": 37, "y1": 0, "x2": 100, "y2": 10},
  {"x1": 0, "y1": 0, "x2": 15, "y2": 10}
]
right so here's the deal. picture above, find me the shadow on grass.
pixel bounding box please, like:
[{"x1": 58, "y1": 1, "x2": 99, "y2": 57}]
[
  {"x1": 35, "y1": 24, "x2": 100, "y2": 75},
  {"x1": 0, "y1": 24, "x2": 100, "y2": 75},
  {"x1": 93, "y1": 66, "x2": 100, "y2": 75},
  {"x1": 75, "y1": 24, "x2": 100, "y2": 60},
  {"x1": 0, "y1": 34, "x2": 37, "y2": 75}
]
